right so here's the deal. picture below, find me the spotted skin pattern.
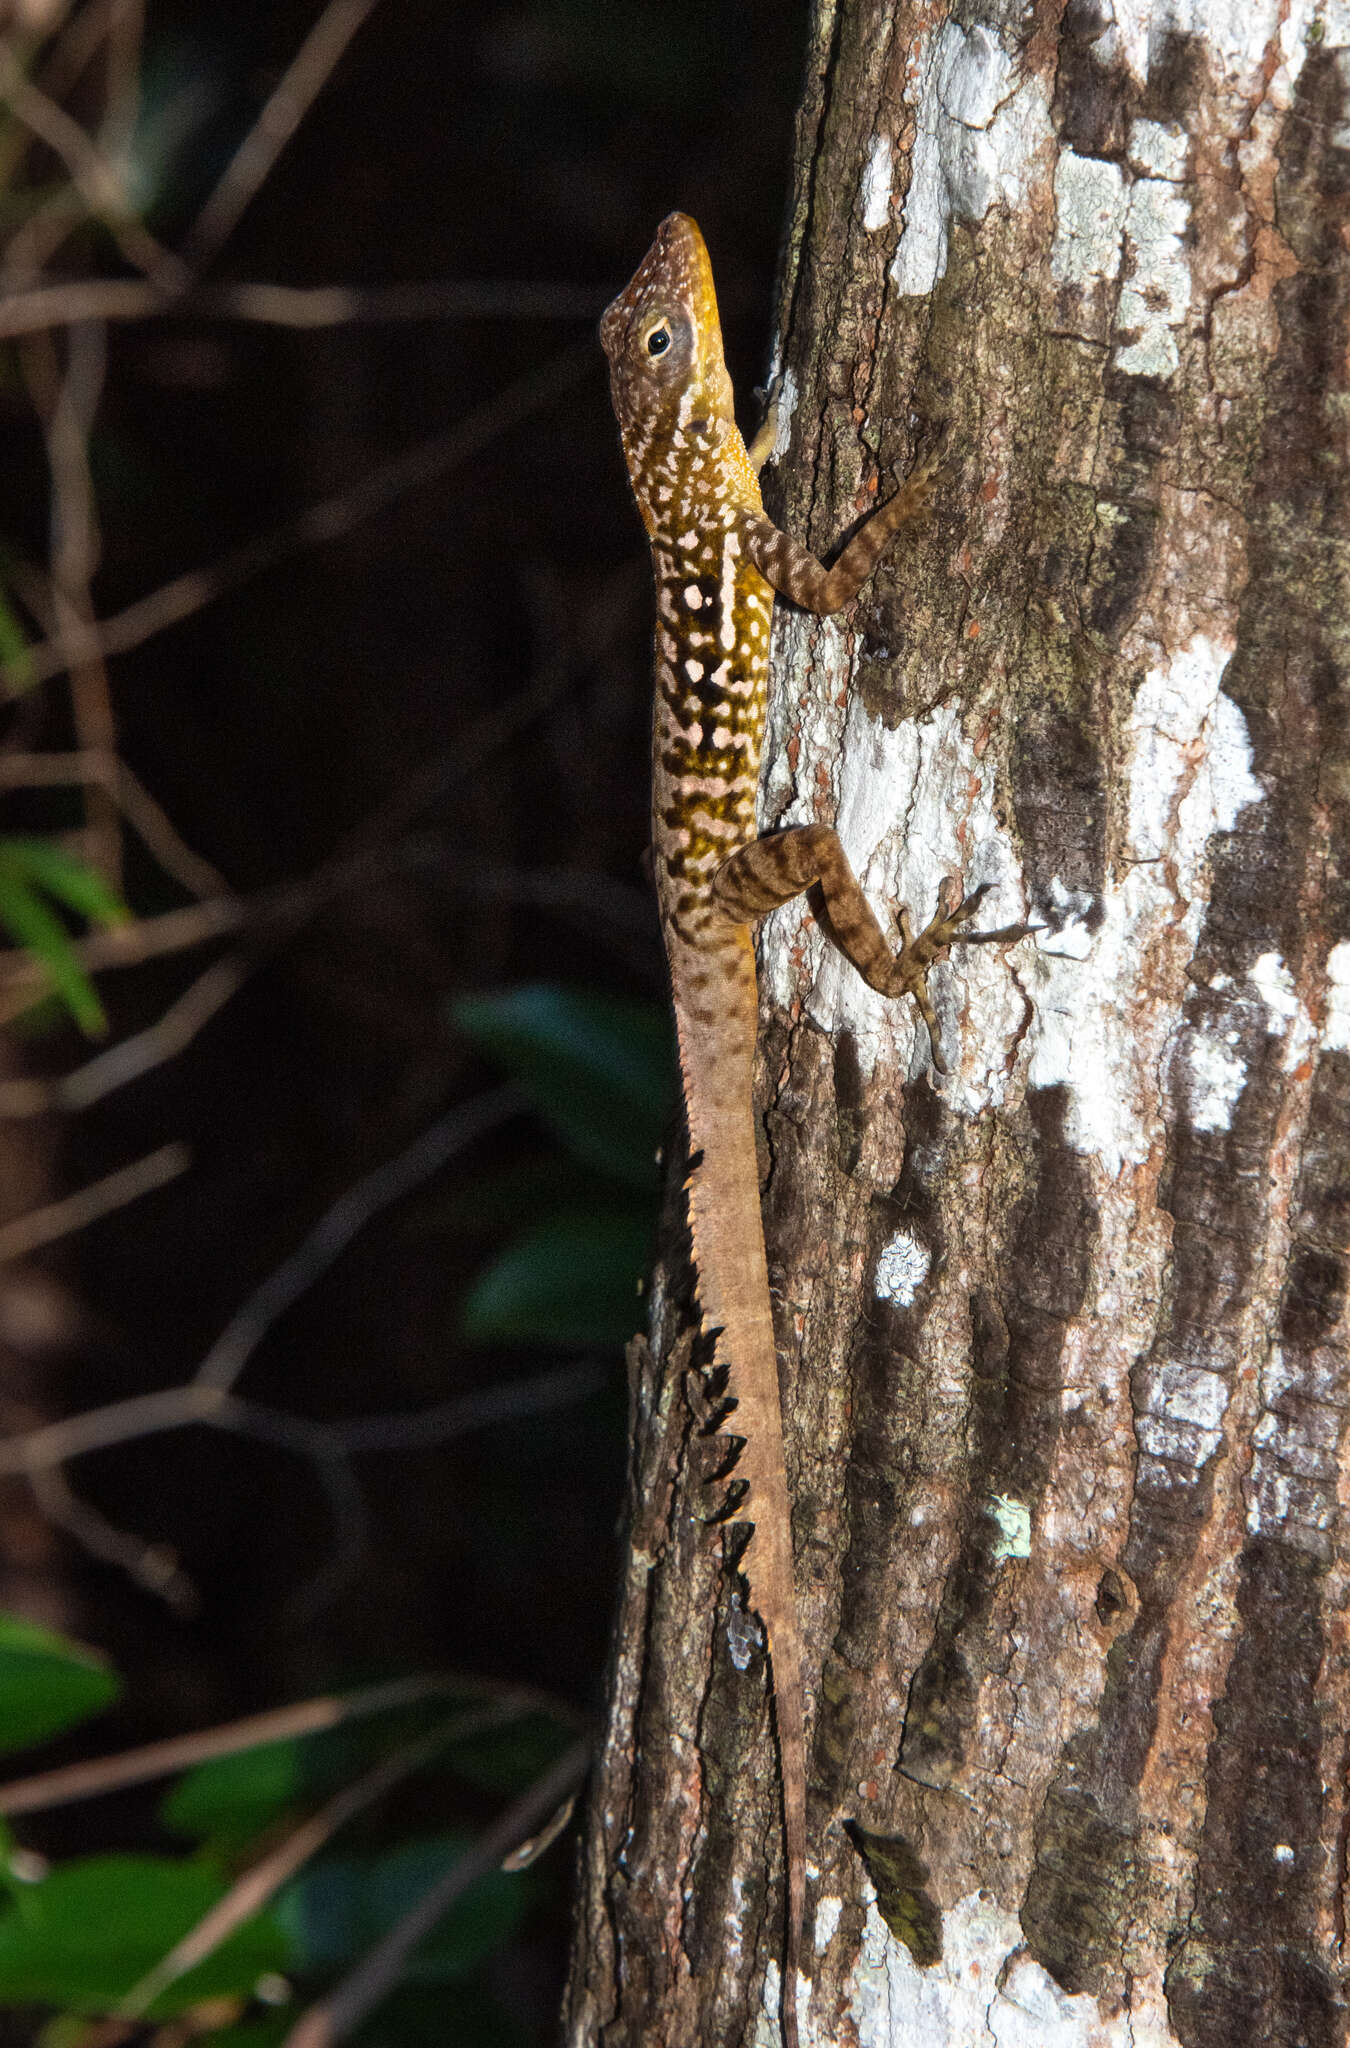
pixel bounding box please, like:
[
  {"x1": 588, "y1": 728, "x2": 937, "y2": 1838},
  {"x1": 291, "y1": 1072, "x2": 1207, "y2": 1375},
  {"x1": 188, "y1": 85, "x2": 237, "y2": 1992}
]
[{"x1": 602, "y1": 212, "x2": 1018, "y2": 2048}]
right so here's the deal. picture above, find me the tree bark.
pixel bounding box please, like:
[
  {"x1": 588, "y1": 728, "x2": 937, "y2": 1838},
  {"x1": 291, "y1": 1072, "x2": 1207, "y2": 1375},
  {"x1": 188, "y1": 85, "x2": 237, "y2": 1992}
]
[{"x1": 565, "y1": 1, "x2": 1350, "y2": 2043}]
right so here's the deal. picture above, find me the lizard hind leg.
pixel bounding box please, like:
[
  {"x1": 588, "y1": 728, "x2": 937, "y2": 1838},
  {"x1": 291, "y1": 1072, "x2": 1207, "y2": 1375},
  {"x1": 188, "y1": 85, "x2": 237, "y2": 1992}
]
[
  {"x1": 712, "y1": 827, "x2": 1033, "y2": 1073},
  {"x1": 712, "y1": 823, "x2": 960, "y2": 1066}
]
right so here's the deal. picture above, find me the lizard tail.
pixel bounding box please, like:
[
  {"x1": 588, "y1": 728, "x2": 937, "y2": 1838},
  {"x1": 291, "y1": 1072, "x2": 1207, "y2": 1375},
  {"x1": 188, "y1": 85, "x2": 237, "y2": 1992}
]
[
  {"x1": 668, "y1": 926, "x2": 808, "y2": 2048},
  {"x1": 769, "y1": 1603, "x2": 806, "y2": 2048}
]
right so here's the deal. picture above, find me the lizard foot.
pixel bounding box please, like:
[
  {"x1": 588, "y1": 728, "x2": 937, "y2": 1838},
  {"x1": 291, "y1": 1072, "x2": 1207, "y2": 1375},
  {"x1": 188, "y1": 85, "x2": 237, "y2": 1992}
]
[
  {"x1": 892, "y1": 881, "x2": 1040, "y2": 1073},
  {"x1": 888, "y1": 452, "x2": 939, "y2": 525},
  {"x1": 746, "y1": 380, "x2": 784, "y2": 475}
]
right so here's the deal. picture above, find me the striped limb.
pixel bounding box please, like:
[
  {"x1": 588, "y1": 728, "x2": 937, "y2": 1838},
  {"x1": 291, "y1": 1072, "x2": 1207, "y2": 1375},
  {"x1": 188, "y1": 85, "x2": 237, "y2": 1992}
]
[
  {"x1": 712, "y1": 823, "x2": 1030, "y2": 1073},
  {"x1": 735, "y1": 459, "x2": 936, "y2": 614}
]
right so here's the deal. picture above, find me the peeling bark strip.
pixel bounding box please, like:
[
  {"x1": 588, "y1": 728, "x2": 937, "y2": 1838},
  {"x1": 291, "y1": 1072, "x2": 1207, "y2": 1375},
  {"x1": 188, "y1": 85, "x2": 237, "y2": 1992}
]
[{"x1": 565, "y1": 1, "x2": 1350, "y2": 2043}]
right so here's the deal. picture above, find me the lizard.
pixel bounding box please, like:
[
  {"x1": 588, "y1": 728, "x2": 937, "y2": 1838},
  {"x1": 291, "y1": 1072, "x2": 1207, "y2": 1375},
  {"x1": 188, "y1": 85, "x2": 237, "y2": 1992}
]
[{"x1": 600, "y1": 211, "x2": 1025, "y2": 2048}]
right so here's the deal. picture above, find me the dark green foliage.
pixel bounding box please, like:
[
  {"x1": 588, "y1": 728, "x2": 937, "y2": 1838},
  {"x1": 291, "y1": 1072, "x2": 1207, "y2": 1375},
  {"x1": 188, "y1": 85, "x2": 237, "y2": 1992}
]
[
  {"x1": 454, "y1": 984, "x2": 672, "y2": 1347},
  {"x1": 0, "y1": 1614, "x2": 120, "y2": 1755},
  {"x1": 0, "y1": 1855, "x2": 291, "y2": 2016},
  {"x1": 0, "y1": 1618, "x2": 575, "y2": 2041}
]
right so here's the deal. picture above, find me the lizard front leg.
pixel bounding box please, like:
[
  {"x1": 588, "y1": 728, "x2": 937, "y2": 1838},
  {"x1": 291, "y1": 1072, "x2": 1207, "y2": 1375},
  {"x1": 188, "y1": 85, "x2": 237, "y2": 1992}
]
[
  {"x1": 735, "y1": 458, "x2": 936, "y2": 614},
  {"x1": 712, "y1": 823, "x2": 1026, "y2": 1073}
]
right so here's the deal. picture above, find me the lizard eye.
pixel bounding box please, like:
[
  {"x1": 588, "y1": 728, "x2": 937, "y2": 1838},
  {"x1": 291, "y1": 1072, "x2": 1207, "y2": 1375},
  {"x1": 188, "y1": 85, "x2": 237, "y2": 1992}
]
[{"x1": 646, "y1": 325, "x2": 671, "y2": 357}]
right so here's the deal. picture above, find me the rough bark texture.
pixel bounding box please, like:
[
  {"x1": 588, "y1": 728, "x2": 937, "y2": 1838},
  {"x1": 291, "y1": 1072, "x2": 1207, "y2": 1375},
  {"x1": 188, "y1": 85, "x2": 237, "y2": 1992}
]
[{"x1": 565, "y1": 1, "x2": 1350, "y2": 2043}]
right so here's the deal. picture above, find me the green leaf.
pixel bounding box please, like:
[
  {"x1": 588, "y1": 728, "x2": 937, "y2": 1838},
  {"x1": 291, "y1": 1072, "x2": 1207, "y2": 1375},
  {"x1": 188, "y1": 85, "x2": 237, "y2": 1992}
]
[
  {"x1": 2, "y1": 840, "x2": 129, "y2": 929},
  {"x1": 276, "y1": 1834, "x2": 525, "y2": 1984},
  {"x1": 160, "y1": 1740, "x2": 306, "y2": 1850},
  {"x1": 0, "y1": 840, "x2": 128, "y2": 1039},
  {"x1": 0, "y1": 1613, "x2": 120, "y2": 1754},
  {"x1": 453, "y1": 985, "x2": 672, "y2": 1188},
  {"x1": 0, "y1": 864, "x2": 106, "y2": 1036},
  {"x1": 0, "y1": 1854, "x2": 291, "y2": 2016},
  {"x1": 460, "y1": 1206, "x2": 653, "y2": 1347}
]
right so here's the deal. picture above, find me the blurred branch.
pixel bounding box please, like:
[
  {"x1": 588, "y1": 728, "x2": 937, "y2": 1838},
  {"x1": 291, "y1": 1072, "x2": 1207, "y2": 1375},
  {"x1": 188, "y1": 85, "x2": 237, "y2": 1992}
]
[
  {"x1": 0, "y1": 1090, "x2": 618, "y2": 1607},
  {"x1": 0, "y1": 956, "x2": 249, "y2": 1114},
  {"x1": 284, "y1": 1736, "x2": 591, "y2": 2048},
  {"x1": 119, "y1": 1699, "x2": 530, "y2": 2020},
  {"x1": 0, "y1": 748, "x2": 229, "y2": 897},
  {"x1": 1, "y1": 1360, "x2": 606, "y2": 1614},
  {"x1": 0, "y1": 39, "x2": 186, "y2": 289},
  {"x1": 0, "y1": 1669, "x2": 582, "y2": 1815},
  {"x1": 0, "y1": 274, "x2": 606, "y2": 340},
  {"x1": 0, "y1": 835, "x2": 651, "y2": 1016},
  {"x1": 27, "y1": 1461, "x2": 197, "y2": 1611},
  {"x1": 30, "y1": 317, "x2": 122, "y2": 882},
  {"x1": 182, "y1": 0, "x2": 383, "y2": 270},
  {"x1": 99, "y1": 0, "x2": 144, "y2": 170},
  {"x1": 330, "y1": 1359, "x2": 607, "y2": 1451},
  {"x1": 192, "y1": 1084, "x2": 520, "y2": 1392},
  {"x1": 2, "y1": 338, "x2": 595, "y2": 695},
  {"x1": 0, "y1": 1140, "x2": 189, "y2": 1260}
]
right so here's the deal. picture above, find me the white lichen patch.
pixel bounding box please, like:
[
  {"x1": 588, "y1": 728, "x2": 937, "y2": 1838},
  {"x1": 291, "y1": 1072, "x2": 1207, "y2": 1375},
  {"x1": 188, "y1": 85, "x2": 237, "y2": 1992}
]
[
  {"x1": 861, "y1": 135, "x2": 894, "y2": 232},
  {"x1": 1180, "y1": 1025, "x2": 1248, "y2": 1131},
  {"x1": 771, "y1": 366, "x2": 799, "y2": 466},
  {"x1": 1050, "y1": 151, "x2": 1127, "y2": 286},
  {"x1": 987, "y1": 1492, "x2": 1032, "y2": 1561},
  {"x1": 846, "y1": 1889, "x2": 1186, "y2": 2046},
  {"x1": 891, "y1": 20, "x2": 1053, "y2": 296},
  {"x1": 814, "y1": 1893, "x2": 844, "y2": 1955},
  {"x1": 1024, "y1": 634, "x2": 1265, "y2": 1175},
  {"x1": 1128, "y1": 117, "x2": 1188, "y2": 179},
  {"x1": 875, "y1": 1229, "x2": 931, "y2": 1306},
  {"x1": 1249, "y1": 950, "x2": 1317, "y2": 1072},
  {"x1": 1088, "y1": 0, "x2": 1326, "y2": 94},
  {"x1": 1113, "y1": 175, "x2": 1192, "y2": 377},
  {"x1": 1324, "y1": 941, "x2": 1350, "y2": 1052}
]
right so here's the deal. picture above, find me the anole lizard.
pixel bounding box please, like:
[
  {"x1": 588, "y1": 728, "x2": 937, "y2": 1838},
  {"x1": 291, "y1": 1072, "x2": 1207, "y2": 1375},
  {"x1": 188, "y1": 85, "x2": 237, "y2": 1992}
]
[{"x1": 601, "y1": 212, "x2": 1025, "y2": 2048}]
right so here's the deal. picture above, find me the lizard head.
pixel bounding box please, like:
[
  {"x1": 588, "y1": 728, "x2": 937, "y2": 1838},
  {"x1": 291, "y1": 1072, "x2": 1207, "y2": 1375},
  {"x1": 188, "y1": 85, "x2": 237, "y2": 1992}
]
[{"x1": 600, "y1": 212, "x2": 737, "y2": 528}]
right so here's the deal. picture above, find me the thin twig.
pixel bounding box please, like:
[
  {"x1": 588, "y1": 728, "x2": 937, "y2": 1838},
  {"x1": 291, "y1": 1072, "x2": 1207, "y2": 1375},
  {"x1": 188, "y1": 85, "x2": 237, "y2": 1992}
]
[
  {"x1": 99, "y1": 0, "x2": 145, "y2": 171},
  {"x1": 2, "y1": 1361, "x2": 607, "y2": 1615},
  {"x1": 0, "y1": 750, "x2": 229, "y2": 898},
  {"x1": 28, "y1": 1463, "x2": 196, "y2": 1612},
  {"x1": 0, "y1": 1380, "x2": 224, "y2": 1473},
  {"x1": 283, "y1": 1738, "x2": 591, "y2": 2048},
  {"x1": 117, "y1": 1699, "x2": 530, "y2": 2019},
  {"x1": 193, "y1": 1085, "x2": 520, "y2": 1391},
  {"x1": 0, "y1": 1141, "x2": 189, "y2": 1261},
  {"x1": 0, "y1": 1670, "x2": 570, "y2": 1815},
  {"x1": 2, "y1": 339, "x2": 594, "y2": 696},
  {"x1": 0, "y1": 274, "x2": 605, "y2": 341},
  {"x1": 215, "y1": 1395, "x2": 371, "y2": 1619},
  {"x1": 0, "y1": 41, "x2": 186, "y2": 290},
  {"x1": 0, "y1": 957, "x2": 249, "y2": 1115},
  {"x1": 38, "y1": 318, "x2": 122, "y2": 884},
  {"x1": 330, "y1": 1360, "x2": 608, "y2": 1450},
  {"x1": 0, "y1": 846, "x2": 653, "y2": 1027},
  {"x1": 182, "y1": 0, "x2": 383, "y2": 270},
  {"x1": 0, "y1": 187, "x2": 88, "y2": 293}
]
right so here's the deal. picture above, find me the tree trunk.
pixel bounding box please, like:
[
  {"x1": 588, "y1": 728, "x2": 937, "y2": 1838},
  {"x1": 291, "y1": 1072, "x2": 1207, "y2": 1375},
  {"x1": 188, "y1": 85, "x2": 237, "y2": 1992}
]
[{"x1": 565, "y1": 1, "x2": 1350, "y2": 2042}]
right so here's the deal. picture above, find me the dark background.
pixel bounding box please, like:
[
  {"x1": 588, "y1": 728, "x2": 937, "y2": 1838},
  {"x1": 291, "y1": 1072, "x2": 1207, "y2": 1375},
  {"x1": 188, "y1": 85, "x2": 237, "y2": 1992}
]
[{"x1": 0, "y1": 0, "x2": 808, "y2": 2037}]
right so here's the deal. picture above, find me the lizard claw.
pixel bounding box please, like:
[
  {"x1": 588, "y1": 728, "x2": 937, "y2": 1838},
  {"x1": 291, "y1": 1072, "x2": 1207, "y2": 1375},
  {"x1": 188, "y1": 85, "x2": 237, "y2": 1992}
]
[{"x1": 892, "y1": 881, "x2": 1039, "y2": 1073}]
